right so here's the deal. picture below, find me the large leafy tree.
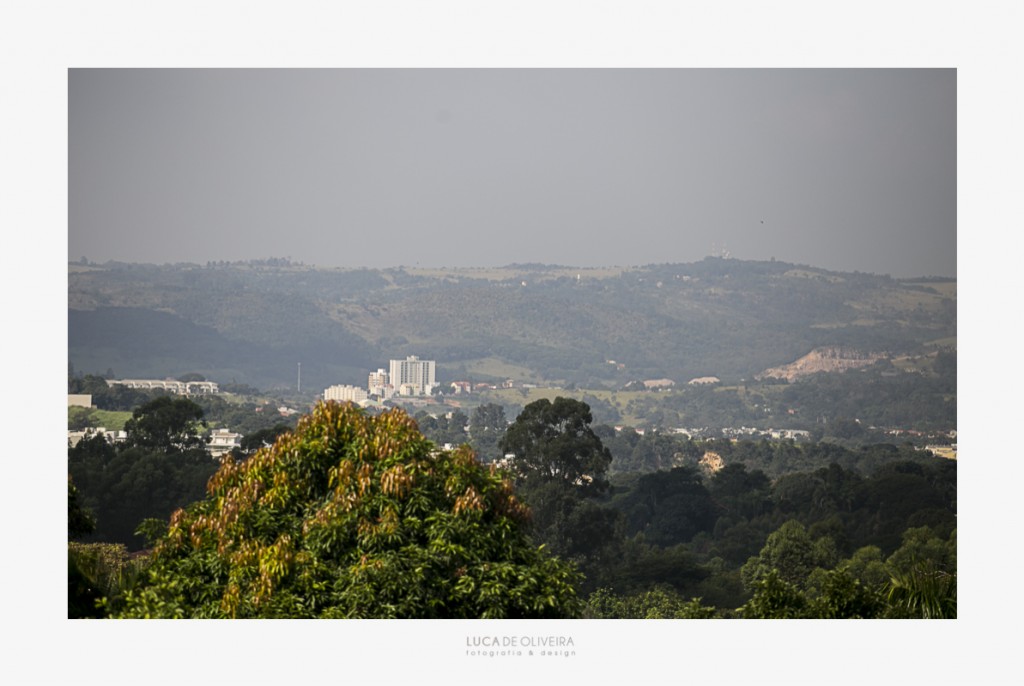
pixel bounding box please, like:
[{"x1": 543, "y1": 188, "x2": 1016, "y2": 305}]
[
  {"x1": 741, "y1": 519, "x2": 838, "y2": 591},
  {"x1": 117, "y1": 402, "x2": 582, "y2": 618},
  {"x1": 123, "y1": 396, "x2": 207, "y2": 451},
  {"x1": 500, "y1": 397, "x2": 612, "y2": 494},
  {"x1": 498, "y1": 398, "x2": 618, "y2": 588}
]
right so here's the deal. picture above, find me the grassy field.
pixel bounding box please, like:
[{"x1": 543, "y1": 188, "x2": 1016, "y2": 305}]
[
  {"x1": 907, "y1": 281, "x2": 957, "y2": 298},
  {"x1": 455, "y1": 357, "x2": 545, "y2": 383},
  {"x1": 68, "y1": 406, "x2": 133, "y2": 431},
  {"x1": 846, "y1": 286, "x2": 954, "y2": 316}
]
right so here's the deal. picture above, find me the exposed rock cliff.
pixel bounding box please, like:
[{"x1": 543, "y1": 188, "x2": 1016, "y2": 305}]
[{"x1": 757, "y1": 346, "x2": 885, "y2": 382}]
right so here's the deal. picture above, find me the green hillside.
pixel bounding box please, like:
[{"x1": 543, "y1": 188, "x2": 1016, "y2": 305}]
[{"x1": 68, "y1": 258, "x2": 955, "y2": 395}]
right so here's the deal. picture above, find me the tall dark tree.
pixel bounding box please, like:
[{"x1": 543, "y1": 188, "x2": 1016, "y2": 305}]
[
  {"x1": 123, "y1": 396, "x2": 207, "y2": 451},
  {"x1": 499, "y1": 398, "x2": 618, "y2": 583},
  {"x1": 500, "y1": 397, "x2": 612, "y2": 494},
  {"x1": 709, "y1": 463, "x2": 772, "y2": 520},
  {"x1": 613, "y1": 466, "x2": 719, "y2": 547},
  {"x1": 469, "y1": 402, "x2": 507, "y2": 462},
  {"x1": 741, "y1": 520, "x2": 838, "y2": 591}
]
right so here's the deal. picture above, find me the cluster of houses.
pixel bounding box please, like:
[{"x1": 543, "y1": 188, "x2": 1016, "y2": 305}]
[
  {"x1": 68, "y1": 381, "x2": 243, "y2": 459},
  {"x1": 612, "y1": 425, "x2": 812, "y2": 441},
  {"x1": 67, "y1": 424, "x2": 244, "y2": 459}
]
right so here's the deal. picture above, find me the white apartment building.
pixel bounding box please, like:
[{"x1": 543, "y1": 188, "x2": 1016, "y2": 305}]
[
  {"x1": 323, "y1": 384, "x2": 369, "y2": 403},
  {"x1": 389, "y1": 356, "x2": 436, "y2": 396}
]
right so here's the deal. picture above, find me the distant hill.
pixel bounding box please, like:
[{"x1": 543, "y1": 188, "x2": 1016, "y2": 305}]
[{"x1": 68, "y1": 258, "x2": 956, "y2": 392}]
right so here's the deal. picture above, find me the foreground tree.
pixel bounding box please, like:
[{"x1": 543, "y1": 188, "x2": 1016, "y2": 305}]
[{"x1": 117, "y1": 402, "x2": 581, "y2": 618}]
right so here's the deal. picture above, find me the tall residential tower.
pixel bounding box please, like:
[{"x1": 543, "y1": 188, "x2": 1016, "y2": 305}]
[{"x1": 389, "y1": 356, "x2": 436, "y2": 396}]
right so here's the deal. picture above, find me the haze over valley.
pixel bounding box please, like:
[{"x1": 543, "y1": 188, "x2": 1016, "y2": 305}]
[{"x1": 66, "y1": 68, "x2": 958, "y2": 623}]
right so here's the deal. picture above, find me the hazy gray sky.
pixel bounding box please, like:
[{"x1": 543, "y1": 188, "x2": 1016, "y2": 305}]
[{"x1": 69, "y1": 69, "x2": 955, "y2": 277}]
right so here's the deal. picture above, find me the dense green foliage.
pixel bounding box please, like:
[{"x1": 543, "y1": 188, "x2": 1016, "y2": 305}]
[
  {"x1": 414, "y1": 409, "x2": 469, "y2": 448},
  {"x1": 601, "y1": 431, "x2": 948, "y2": 480},
  {"x1": 69, "y1": 435, "x2": 218, "y2": 549},
  {"x1": 122, "y1": 396, "x2": 208, "y2": 451},
  {"x1": 70, "y1": 394, "x2": 955, "y2": 619},
  {"x1": 68, "y1": 474, "x2": 148, "y2": 618},
  {"x1": 68, "y1": 398, "x2": 221, "y2": 549},
  {"x1": 116, "y1": 402, "x2": 582, "y2": 618},
  {"x1": 583, "y1": 525, "x2": 955, "y2": 619},
  {"x1": 584, "y1": 586, "x2": 717, "y2": 619},
  {"x1": 190, "y1": 395, "x2": 301, "y2": 438},
  {"x1": 501, "y1": 397, "x2": 612, "y2": 494},
  {"x1": 497, "y1": 398, "x2": 620, "y2": 590},
  {"x1": 494, "y1": 398, "x2": 956, "y2": 616},
  {"x1": 468, "y1": 402, "x2": 508, "y2": 462},
  {"x1": 68, "y1": 542, "x2": 148, "y2": 618},
  {"x1": 780, "y1": 354, "x2": 957, "y2": 429},
  {"x1": 736, "y1": 525, "x2": 956, "y2": 618},
  {"x1": 68, "y1": 475, "x2": 95, "y2": 539}
]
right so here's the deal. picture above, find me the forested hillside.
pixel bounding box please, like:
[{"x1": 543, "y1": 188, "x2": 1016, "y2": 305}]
[{"x1": 69, "y1": 257, "x2": 955, "y2": 393}]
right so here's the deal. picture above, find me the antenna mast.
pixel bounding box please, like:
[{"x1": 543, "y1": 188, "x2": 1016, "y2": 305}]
[{"x1": 297, "y1": 362, "x2": 301, "y2": 393}]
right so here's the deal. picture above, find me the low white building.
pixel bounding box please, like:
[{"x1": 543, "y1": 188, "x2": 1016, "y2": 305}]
[
  {"x1": 107, "y1": 379, "x2": 219, "y2": 395},
  {"x1": 323, "y1": 384, "x2": 369, "y2": 403}
]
